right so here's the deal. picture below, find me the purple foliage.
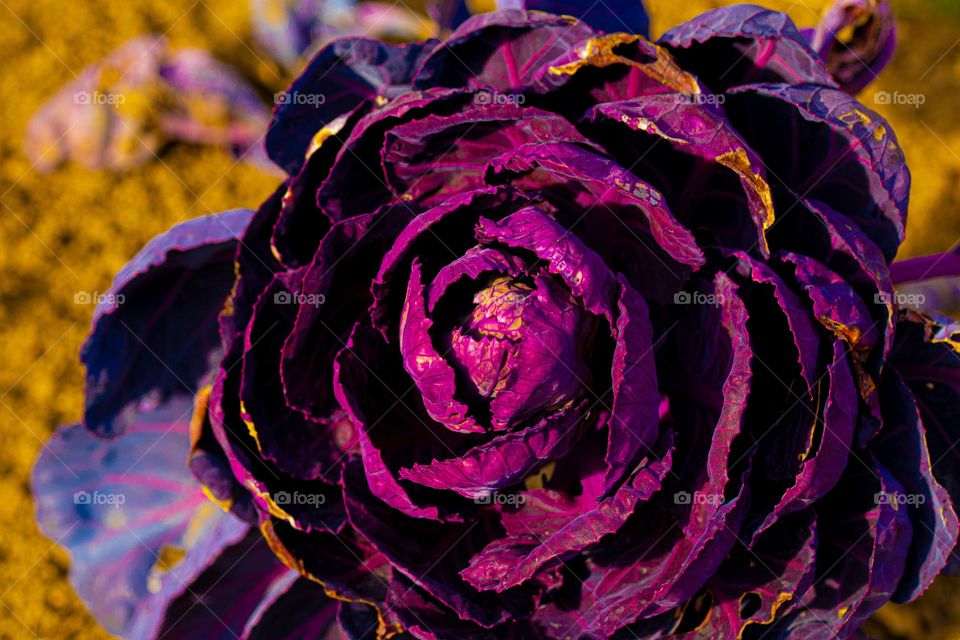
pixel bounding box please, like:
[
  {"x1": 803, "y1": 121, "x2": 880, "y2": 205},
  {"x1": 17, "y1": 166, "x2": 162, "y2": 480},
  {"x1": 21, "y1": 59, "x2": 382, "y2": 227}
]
[{"x1": 33, "y1": 4, "x2": 960, "y2": 640}]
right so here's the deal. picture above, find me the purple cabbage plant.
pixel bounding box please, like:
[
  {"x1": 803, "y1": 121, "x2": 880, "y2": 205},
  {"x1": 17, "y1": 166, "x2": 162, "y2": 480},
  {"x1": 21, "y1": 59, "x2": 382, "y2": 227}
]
[
  {"x1": 24, "y1": 35, "x2": 274, "y2": 173},
  {"x1": 33, "y1": 1, "x2": 960, "y2": 639},
  {"x1": 24, "y1": 0, "x2": 437, "y2": 173}
]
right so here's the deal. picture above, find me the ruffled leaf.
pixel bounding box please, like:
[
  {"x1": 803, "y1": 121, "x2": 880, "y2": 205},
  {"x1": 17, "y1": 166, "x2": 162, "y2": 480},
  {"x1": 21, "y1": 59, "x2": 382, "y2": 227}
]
[
  {"x1": 585, "y1": 95, "x2": 776, "y2": 256},
  {"x1": 889, "y1": 312, "x2": 960, "y2": 571},
  {"x1": 805, "y1": 0, "x2": 897, "y2": 94},
  {"x1": 342, "y1": 461, "x2": 526, "y2": 626},
  {"x1": 25, "y1": 36, "x2": 271, "y2": 172},
  {"x1": 32, "y1": 397, "x2": 248, "y2": 636},
  {"x1": 462, "y1": 430, "x2": 674, "y2": 593},
  {"x1": 659, "y1": 6, "x2": 836, "y2": 92},
  {"x1": 873, "y1": 369, "x2": 959, "y2": 601},
  {"x1": 399, "y1": 400, "x2": 590, "y2": 499},
  {"x1": 267, "y1": 38, "x2": 438, "y2": 174},
  {"x1": 82, "y1": 209, "x2": 253, "y2": 437},
  {"x1": 414, "y1": 10, "x2": 595, "y2": 91},
  {"x1": 724, "y1": 83, "x2": 908, "y2": 262}
]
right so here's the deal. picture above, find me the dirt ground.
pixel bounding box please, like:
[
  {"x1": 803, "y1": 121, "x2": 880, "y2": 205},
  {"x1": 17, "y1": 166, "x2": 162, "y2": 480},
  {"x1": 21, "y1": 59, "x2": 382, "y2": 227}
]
[{"x1": 0, "y1": 0, "x2": 957, "y2": 638}]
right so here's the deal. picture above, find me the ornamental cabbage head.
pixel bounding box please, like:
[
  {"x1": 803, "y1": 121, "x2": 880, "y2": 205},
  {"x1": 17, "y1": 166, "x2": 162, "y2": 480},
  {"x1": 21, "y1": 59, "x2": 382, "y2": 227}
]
[{"x1": 33, "y1": 2, "x2": 960, "y2": 639}]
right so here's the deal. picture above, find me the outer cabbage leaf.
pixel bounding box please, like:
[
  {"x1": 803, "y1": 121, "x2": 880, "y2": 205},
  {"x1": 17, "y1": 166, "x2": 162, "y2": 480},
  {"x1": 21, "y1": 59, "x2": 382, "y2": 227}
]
[
  {"x1": 659, "y1": 5, "x2": 836, "y2": 92},
  {"x1": 690, "y1": 511, "x2": 817, "y2": 638},
  {"x1": 873, "y1": 369, "x2": 958, "y2": 601},
  {"x1": 724, "y1": 83, "x2": 908, "y2": 263},
  {"x1": 128, "y1": 528, "x2": 295, "y2": 640},
  {"x1": 585, "y1": 96, "x2": 776, "y2": 256},
  {"x1": 267, "y1": 38, "x2": 438, "y2": 174},
  {"x1": 761, "y1": 459, "x2": 912, "y2": 638},
  {"x1": 890, "y1": 248, "x2": 960, "y2": 315},
  {"x1": 25, "y1": 36, "x2": 270, "y2": 172},
  {"x1": 241, "y1": 572, "x2": 338, "y2": 639},
  {"x1": 889, "y1": 312, "x2": 960, "y2": 572},
  {"x1": 413, "y1": 10, "x2": 595, "y2": 91},
  {"x1": 804, "y1": 0, "x2": 897, "y2": 95},
  {"x1": 81, "y1": 209, "x2": 253, "y2": 437},
  {"x1": 33, "y1": 396, "x2": 248, "y2": 637}
]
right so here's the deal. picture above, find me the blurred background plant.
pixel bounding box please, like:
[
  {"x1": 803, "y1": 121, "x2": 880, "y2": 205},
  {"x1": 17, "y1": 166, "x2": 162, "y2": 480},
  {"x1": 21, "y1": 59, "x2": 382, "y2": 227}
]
[{"x1": 0, "y1": 0, "x2": 958, "y2": 637}]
